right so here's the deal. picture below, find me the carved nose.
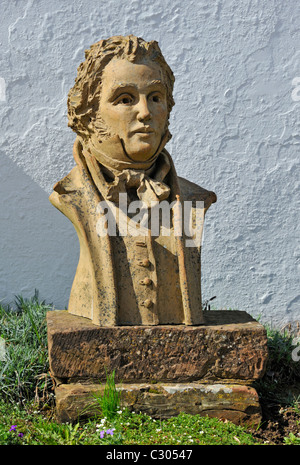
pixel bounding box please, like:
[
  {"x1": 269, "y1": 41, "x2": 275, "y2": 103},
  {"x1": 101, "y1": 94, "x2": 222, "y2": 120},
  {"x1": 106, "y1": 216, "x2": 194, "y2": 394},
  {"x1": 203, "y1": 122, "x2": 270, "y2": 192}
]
[{"x1": 137, "y1": 97, "x2": 151, "y2": 121}]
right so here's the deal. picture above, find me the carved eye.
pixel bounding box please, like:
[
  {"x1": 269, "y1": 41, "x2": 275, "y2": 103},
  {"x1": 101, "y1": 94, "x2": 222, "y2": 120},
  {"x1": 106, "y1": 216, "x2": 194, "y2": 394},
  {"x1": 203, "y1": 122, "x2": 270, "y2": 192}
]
[
  {"x1": 151, "y1": 94, "x2": 161, "y2": 103},
  {"x1": 116, "y1": 94, "x2": 134, "y2": 105}
]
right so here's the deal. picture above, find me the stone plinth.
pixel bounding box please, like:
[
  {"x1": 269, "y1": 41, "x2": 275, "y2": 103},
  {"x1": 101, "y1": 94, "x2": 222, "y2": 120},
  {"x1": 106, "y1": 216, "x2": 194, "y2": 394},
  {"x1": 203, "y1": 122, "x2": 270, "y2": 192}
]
[
  {"x1": 55, "y1": 382, "x2": 262, "y2": 426},
  {"x1": 47, "y1": 310, "x2": 268, "y2": 425},
  {"x1": 47, "y1": 310, "x2": 268, "y2": 384}
]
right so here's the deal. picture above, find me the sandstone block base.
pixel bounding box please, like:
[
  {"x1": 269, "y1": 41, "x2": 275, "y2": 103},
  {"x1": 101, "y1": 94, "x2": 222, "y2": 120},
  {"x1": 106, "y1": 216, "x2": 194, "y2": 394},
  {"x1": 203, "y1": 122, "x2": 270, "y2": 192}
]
[
  {"x1": 47, "y1": 310, "x2": 268, "y2": 384},
  {"x1": 55, "y1": 382, "x2": 262, "y2": 426},
  {"x1": 47, "y1": 310, "x2": 268, "y2": 425}
]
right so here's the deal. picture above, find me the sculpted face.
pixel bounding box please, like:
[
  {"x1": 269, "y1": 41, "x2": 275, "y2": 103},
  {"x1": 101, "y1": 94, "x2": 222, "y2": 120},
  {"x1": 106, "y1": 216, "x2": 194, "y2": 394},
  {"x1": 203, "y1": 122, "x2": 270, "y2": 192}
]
[{"x1": 98, "y1": 57, "x2": 169, "y2": 161}]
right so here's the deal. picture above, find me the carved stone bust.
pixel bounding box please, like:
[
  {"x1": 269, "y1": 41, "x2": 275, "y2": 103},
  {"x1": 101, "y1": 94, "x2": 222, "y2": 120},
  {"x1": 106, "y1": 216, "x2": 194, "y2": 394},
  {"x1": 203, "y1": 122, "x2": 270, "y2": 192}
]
[{"x1": 50, "y1": 35, "x2": 216, "y2": 327}]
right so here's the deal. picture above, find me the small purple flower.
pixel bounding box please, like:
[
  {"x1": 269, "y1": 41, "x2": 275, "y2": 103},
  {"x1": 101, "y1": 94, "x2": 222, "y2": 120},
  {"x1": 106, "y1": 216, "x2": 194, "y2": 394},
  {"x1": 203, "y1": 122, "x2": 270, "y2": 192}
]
[
  {"x1": 106, "y1": 428, "x2": 115, "y2": 436},
  {"x1": 100, "y1": 430, "x2": 105, "y2": 438},
  {"x1": 18, "y1": 433, "x2": 24, "y2": 438},
  {"x1": 9, "y1": 425, "x2": 17, "y2": 431}
]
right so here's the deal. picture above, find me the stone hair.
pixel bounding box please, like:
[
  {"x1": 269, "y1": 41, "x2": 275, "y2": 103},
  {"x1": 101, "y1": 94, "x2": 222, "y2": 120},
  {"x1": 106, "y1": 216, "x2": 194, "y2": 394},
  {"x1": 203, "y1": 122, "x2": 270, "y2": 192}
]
[{"x1": 67, "y1": 35, "x2": 175, "y2": 140}]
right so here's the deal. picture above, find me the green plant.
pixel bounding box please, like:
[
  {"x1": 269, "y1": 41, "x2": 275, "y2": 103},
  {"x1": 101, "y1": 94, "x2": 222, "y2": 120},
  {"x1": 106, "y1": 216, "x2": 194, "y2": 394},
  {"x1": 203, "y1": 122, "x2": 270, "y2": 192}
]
[
  {"x1": 102, "y1": 369, "x2": 121, "y2": 418},
  {"x1": 84, "y1": 369, "x2": 121, "y2": 420},
  {"x1": 284, "y1": 432, "x2": 300, "y2": 445},
  {"x1": 63, "y1": 422, "x2": 86, "y2": 445},
  {"x1": 0, "y1": 291, "x2": 52, "y2": 405},
  {"x1": 255, "y1": 326, "x2": 300, "y2": 406}
]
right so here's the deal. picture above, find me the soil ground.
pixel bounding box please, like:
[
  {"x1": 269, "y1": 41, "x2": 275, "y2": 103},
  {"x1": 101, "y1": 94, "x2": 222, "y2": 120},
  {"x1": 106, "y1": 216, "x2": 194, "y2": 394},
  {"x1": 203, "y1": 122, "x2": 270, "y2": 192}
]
[{"x1": 247, "y1": 388, "x2": 300, "y2": 445}]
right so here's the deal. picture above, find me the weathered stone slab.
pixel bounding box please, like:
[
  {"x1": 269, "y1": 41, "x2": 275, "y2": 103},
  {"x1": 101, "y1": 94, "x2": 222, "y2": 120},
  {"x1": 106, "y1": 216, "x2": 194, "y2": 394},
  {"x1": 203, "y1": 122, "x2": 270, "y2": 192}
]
[
  {"x1": 47, "y1": 310, "x2": 268, "y2": 384},
  {"x1": 55, "y1": 382, "x2": 262, "y2": 426}
]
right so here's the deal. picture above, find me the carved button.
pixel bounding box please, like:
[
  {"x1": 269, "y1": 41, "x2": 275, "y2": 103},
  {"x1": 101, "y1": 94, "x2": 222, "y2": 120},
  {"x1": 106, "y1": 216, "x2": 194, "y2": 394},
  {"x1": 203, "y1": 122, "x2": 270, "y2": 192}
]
[
  {"x1": 138, "y1": 259, "x2": 150, "y2": 267},
  {"x1": 141, "y1": 299, "x2": 153, "y2": 308},
  {"x1": 139, "y1": 277, "x2": 152, "y2": 286}
]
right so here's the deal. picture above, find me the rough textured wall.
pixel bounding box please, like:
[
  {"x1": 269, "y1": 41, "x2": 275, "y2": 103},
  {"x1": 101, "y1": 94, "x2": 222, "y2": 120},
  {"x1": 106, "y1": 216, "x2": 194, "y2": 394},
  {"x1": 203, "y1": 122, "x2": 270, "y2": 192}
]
[{"x1": 0, "y1": 0, "x2": 299, "y2": 329}]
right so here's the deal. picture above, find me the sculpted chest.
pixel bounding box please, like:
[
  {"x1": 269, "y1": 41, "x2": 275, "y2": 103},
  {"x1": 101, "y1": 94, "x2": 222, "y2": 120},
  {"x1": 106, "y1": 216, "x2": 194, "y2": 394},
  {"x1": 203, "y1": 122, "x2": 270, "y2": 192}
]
[
  {"x1": 111, "y1": 230, "x2": 184, "y2": 325},
  {"x1": 50, "y1": 155, "x2": 213, "y2": 326}
]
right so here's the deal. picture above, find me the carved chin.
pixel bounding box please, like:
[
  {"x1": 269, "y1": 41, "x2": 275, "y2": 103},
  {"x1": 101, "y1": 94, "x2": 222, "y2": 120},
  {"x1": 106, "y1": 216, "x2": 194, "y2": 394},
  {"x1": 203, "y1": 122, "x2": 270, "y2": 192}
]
[
  {"x1": 123, "y1": 144, "x2": 157, "y2": 162},
  {"x1": 120, "y1": 137, "x2": 162, "y2": 162}
]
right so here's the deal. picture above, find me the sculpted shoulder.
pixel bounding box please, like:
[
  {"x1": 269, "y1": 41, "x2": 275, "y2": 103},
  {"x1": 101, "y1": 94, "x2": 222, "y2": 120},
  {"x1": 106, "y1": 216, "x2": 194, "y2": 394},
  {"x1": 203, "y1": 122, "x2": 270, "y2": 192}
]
[
  {"x1": 49, "y1": 166, "x2": 84, "y2": 208},
  {"x1": 178, "y1": 176, "x2": 217, "y2": 210}
]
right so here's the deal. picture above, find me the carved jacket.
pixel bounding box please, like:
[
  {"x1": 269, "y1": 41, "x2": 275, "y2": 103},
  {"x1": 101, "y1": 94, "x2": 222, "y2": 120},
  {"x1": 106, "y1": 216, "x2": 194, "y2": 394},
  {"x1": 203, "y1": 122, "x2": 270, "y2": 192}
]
[{"x1": 49, "y1": 138, "x2": 216, "y2": 326}]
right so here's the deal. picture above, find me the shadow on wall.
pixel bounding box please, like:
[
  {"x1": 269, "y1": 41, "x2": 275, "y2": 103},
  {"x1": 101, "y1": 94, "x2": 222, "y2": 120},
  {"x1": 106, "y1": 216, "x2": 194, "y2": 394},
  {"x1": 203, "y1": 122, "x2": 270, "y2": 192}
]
[{"x1": 0, "y1": 153, "x2": 79, "y2": 309}]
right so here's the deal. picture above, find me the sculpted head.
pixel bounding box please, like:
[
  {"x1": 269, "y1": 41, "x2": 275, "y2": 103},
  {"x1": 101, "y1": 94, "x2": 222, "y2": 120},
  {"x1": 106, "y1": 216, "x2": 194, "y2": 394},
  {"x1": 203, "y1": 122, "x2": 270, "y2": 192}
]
[{"x1": 67, "y1": 35, "x2": 175, "y2": 161}]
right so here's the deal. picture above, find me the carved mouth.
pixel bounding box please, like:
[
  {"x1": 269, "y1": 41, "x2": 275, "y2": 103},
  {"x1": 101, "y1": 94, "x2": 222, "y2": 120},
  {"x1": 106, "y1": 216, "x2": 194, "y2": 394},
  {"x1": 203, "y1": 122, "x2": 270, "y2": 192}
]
[{"x1": 132, "y1": 127, "x2": 155, "y2": 134}]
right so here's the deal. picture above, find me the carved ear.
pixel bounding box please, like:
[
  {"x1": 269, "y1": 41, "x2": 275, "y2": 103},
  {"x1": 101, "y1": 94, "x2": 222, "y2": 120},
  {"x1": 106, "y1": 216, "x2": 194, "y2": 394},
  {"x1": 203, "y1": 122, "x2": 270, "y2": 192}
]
[{"x1": 72, "y1": 137, "x2": 84, "y2": 166}]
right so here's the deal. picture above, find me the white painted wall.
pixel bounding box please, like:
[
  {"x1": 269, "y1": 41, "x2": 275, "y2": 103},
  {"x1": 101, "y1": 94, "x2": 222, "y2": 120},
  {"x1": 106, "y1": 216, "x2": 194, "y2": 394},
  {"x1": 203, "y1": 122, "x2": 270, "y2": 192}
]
[{"x1": 0, "y1": 0, "x2": 299, "y2": 329}]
